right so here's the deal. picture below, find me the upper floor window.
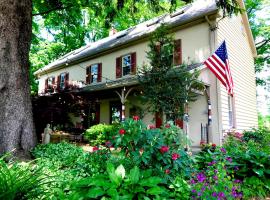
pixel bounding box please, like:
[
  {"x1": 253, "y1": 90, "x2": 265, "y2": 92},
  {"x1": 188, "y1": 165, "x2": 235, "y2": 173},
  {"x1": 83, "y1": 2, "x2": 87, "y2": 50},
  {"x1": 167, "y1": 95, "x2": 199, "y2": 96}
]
[
  {"x1": 45, "y1": 76, "x2": 55, "y2": 93},
  {"x1": 60, "y1": 73, "x2": 66, "y2": 90},
  {"x1": 116, "y1": 52, "x2": 136, "y2": 79},
  {"x1": 155, "y1": 39, "x2": 182, "y2": 66},
  {"x1": 86, "y1": 63, "x2": 102, "y2": 84},
  {"x1": 57, "y1": 72, "x2": 69, "y2": 91},
  {"x1": 122, "y1": 54, "x2": 131, "y2": 76}
]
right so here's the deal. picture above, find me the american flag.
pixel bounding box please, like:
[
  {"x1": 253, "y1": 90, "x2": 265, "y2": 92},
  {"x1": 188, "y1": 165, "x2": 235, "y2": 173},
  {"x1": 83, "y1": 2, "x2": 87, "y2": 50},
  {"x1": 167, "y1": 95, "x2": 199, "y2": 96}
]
[{"x1": 204, "y1": 41, "x2": 234, "y2": 96}]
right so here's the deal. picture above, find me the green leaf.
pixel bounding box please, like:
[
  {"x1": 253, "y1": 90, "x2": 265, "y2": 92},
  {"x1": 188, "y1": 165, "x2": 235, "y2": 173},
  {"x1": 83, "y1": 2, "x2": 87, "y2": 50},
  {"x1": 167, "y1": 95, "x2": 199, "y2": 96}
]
[
  {"x1": 146, "y1": 186, "x2": 166, "y2": 195},
  {"x1": 129, "y1": 166, "x2": 140, "y2": 184},
  {"x1": 139, "y1": 177, "x2": 162, "y2": 187},
  {"x1": 253, "y1": 168, "x2": 264, "y2": 177},
  {"x1": 87, "y1": 187, "x2": 105, "y2": 198},
  {"x1": 107, "y1": 188, "x2": 119, "y2": 200},
  {"x1": 115, "y1": 165, "x2": 125, "y2": 179}
]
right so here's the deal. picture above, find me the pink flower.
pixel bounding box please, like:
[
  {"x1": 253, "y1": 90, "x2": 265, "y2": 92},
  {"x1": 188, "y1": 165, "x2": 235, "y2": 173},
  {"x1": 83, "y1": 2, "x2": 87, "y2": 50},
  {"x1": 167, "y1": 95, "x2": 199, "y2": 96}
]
[
  {"x1": 165, "y1": 124, "x2": 170, "y2": 128},
  {"x1": 119, "y1": 129, "x2": 126, "y2": 135},
  {"x1": 133, "y1": 116, "x2": 139, "y2": 121},
  {"x1": 172, "y1": 153, "x2": 180, "y2": 160},
  {"x1": 92, "y1": 146, "x2": 99, "y2": 151},
  {"x1": 165, "y1": 169, "x2": 170, "y2": 174},
  {"x1": 160, "y1": 146, "x2": 169, "y2": 154}
]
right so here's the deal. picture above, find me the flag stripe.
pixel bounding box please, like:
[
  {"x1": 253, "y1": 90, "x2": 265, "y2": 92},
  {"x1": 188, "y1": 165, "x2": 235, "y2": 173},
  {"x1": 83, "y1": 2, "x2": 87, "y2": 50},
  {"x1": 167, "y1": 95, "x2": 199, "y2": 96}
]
[
  {"x1": 204, "y1": 41, "x2": 234, "y2": 96},
  {"x1": 205, "y1": 61, "x2": 227, "y2": 87}
]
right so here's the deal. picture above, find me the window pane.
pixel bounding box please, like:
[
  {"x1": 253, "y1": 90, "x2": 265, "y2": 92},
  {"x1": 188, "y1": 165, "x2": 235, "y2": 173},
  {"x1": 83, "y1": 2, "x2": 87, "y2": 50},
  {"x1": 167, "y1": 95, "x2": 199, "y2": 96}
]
[
  {"x1": 91, "y1": 64, "x2": 98, "y2": 83},
  {"x1": 111, "y1": 106, "x2": 121, "y2": 123},
  {"x1": 60, "y1": 73, "x2": 65, "y2": 89},
  {"x1": 122, "y1": 55, "x2": 131, "y2": 76},
  {"x1": 123, "y1": 66, "x2": 131, "y2": 76}
]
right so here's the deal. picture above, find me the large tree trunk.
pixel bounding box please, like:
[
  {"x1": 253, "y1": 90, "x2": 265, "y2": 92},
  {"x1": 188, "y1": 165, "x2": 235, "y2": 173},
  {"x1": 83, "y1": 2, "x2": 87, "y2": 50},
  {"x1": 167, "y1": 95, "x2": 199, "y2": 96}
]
[{"x1": 0, "y1": 0, "x2": 36, "y2": 156}]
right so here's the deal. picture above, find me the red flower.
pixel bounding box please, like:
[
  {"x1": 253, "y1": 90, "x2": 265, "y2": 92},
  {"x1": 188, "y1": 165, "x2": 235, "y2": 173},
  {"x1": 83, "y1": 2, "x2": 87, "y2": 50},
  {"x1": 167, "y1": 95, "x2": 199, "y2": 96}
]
[
  {"x1": 172, "y1": 153, "x2": 180, "y2": 160},
  {"x1": 92, "y1": 146, "x2": 99, "y2": 151},
  {"x1": 165, "y1": 169, "x2": 170, "y2": 174},
  {"x1": 133, "y1": 116, "x2": 139, "y2": 121},
  {"x1": 148, "y1": 125, "x2": 156, "y2": 129},
  {"x1": 160, "y1": 146, "x2": 169, "y2": 154},
  {"x1": 200, "y1": 140, "x2": 206, "y2": 145},
  {"x1": 119, "y1": 129, "x2": 126, "y2": 135},
  {"x1": 165, "y1": 124, "x2": 170, "y2": 128},
  {"x1": 212, "y1": 143, "x2": 216, "y2": 147}
]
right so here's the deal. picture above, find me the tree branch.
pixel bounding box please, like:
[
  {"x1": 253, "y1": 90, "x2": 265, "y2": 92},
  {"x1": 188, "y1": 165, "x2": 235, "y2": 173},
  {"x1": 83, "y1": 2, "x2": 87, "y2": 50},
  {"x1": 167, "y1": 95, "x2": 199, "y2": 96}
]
[
  {"x1": 256, "y1": 39, "x2": 270, "y2": 50},
  {"x1": 32, "y1": 5, "x2": 72, "y2": 16}
]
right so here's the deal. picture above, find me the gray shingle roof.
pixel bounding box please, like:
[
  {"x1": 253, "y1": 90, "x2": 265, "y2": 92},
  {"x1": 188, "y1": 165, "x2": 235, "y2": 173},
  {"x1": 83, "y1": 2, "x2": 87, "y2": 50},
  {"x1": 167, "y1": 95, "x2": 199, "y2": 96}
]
[{"x1": 34, "y1": 0, "x2": 218, "y2": 75}]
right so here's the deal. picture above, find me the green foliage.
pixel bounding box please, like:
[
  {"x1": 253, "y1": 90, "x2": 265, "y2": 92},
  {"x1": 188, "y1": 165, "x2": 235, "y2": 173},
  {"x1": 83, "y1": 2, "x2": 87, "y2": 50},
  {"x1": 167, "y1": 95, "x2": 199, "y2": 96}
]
[
  {"x1": 69, "y1": 163, "x2": 190, "y2": 199},
  {"x1": 258, "y1": 113, "x2": 270, "y2": 129},
  {"x1": 111, "y1": 118, "x2": 194, "y2": 178},
  {"x1": 138, "y1": 25, "x2": 204, "y2": 119},
  {"x1": 32, "y1": 142, "x2": 84, "y2": 169},
  {"x1": 84, "y1": 123, "x2": 119, "y2": 146},
  {"x1": 245, "y1": 0, "x2": 270, "y2": 85},
  {"x1": 191, "y1": 148, "x2": 243, "y2": 199},
  {"x1": 0, "y1": 156, "x2": 51, "y2": 200},
  {"x1": 32, "y1": 142, "x2": 110, "y2": 178},
  {"x1": 222, "y1": 129, "x2": 270, "y2": 198}
]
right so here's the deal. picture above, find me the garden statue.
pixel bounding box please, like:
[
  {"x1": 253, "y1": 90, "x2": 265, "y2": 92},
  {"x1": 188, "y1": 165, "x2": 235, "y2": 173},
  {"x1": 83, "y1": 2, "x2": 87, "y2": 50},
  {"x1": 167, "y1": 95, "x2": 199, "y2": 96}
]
[{"x1": 43, "y1": 124, "x2": 52, "y2": 144}]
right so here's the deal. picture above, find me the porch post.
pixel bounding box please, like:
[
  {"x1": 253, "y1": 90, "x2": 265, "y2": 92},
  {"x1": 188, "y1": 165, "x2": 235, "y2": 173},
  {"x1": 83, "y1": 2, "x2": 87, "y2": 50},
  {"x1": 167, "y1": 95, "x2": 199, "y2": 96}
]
[{"x1": 115, "y1": 87, "x2": 134, "y2": 122}]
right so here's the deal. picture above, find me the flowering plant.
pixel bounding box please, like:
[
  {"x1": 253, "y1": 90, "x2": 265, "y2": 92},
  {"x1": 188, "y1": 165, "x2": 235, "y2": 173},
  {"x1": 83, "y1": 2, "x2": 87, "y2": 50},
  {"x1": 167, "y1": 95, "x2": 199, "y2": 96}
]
[
  {"x1": 111, "y1": 118, "x2": 193, "y2": 178},
  {"x1": 191, "y1": 147, "x2": 243, "y2": 199}
]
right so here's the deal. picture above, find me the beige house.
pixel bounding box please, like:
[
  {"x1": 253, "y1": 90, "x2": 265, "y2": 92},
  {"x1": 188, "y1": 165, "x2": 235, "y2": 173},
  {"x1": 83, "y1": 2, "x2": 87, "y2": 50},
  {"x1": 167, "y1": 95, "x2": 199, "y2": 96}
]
[{"x1": 34, "y1": 0, "x2": 258, "y2": 146}]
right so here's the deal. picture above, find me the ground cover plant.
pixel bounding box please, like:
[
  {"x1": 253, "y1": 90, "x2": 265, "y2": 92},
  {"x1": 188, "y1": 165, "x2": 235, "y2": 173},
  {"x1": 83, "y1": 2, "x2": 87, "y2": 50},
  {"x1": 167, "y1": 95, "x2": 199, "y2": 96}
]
[
  {"x1": 2, "y1": 118, "x2": 270, "y2": 199},
  {"x1": 0, "y1": 155, "x2": 51, "y2": 200}
]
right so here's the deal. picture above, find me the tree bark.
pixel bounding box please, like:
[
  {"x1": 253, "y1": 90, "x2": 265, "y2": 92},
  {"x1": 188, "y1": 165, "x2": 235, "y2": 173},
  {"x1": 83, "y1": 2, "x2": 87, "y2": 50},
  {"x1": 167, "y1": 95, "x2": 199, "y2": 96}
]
[{"x1": 0, "y1": 0, "x2": 36, "y2": 156}]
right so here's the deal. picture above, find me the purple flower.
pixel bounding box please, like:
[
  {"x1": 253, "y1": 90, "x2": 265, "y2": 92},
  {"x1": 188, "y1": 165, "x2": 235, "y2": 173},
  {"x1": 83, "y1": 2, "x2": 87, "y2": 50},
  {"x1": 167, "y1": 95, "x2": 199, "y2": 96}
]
[
  {"x1": 192, "y1": 189, "x2": 196, "y2": 193},
  {"x1": 208, "y1": 160, "x2": 216, "y2": 166},
  {"x1": 190, "y1": 179, "x2": 196, "y2": 184},
  {"x1": 197, "y1": 192, "x2": 202, "y2": 196},
  {"x1": 197, "y1": 173, "x2": 206, "y2": 183},
  {"x1": 234, "y1": 179, "x2": 242, "y2": 183},
  {"x1": 226, "y1": 157, "x2": 232, "y2": 163},
  {"x1": 218, "y1": 192, "x2": 225, "y2": 198},
  {"x1": 214, "y1": 169, "x2": 218, "y2": 173},
  {"x1": 213, "y1": 175, "x2": 218, "y2": 180},
  {"x1": 212, "y1": 192, "x2": 218, "y2": 197},
  {"x1": 220, "y1": 147, "x2": 226, "y2": 153}
]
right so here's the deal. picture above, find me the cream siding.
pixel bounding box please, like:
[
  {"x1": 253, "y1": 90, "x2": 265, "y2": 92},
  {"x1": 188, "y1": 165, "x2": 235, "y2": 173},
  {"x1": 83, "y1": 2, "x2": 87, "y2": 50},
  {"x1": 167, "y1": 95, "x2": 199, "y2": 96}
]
[
  {"x1": 217, "y1": 15, "x2": 258, "y2": 131},
  {"x1": 38, "y1": 23, "x2": 211, "y2": 93}
]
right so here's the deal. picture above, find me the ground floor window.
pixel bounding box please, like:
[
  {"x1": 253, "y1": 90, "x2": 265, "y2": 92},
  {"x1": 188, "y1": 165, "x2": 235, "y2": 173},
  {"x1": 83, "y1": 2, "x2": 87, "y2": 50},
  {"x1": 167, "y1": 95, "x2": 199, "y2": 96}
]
[
  {"x1": 228, "y1": 95, "x2": 235, "y2": 128},
  {"x1": 110, "y1": 102, "x2": 122, "y2": 123}
]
